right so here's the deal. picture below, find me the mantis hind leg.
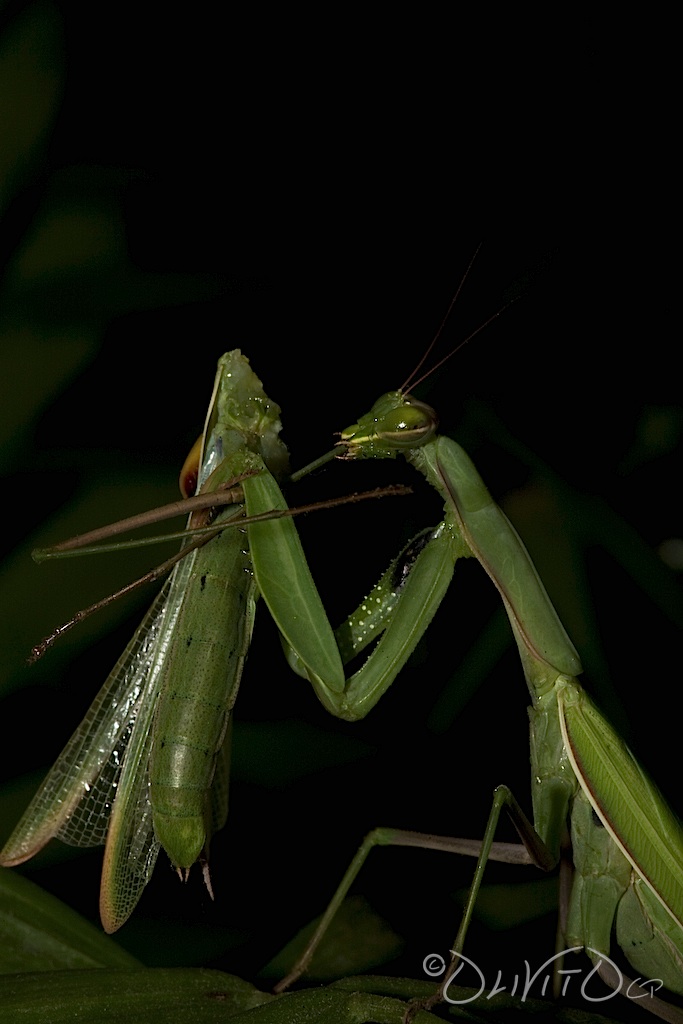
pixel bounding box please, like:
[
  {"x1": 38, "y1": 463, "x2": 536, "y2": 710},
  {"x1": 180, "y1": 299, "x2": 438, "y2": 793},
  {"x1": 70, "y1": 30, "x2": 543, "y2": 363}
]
[
  {"x1": 274, "y1": 785, "x2": 553, "y2": 997},
  {"x1": 417, "y1": 784, "x2": 559, "y2": 1017}
]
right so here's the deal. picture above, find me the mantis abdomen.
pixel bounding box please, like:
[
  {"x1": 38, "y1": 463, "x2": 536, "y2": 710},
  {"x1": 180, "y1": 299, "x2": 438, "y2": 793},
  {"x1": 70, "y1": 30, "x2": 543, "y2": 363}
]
[{"x1": 150, "y1": 519, "x2": 255, "y2": 869}]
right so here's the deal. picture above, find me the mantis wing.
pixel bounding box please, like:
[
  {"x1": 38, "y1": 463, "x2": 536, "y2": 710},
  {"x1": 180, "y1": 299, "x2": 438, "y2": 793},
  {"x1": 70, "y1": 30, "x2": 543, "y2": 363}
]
[
  {"x1": 0, "y1": 578, "x2": 175, "y2": 866},
  {"x1": 2, "y1": 547, "x2": 235, "y2": 932},
  {"x1": 558, "y1": 679, "x2": 683, "y2": 992},
  {"x1": 3, "y1": 543, "x2": 228, "y2": 922}
]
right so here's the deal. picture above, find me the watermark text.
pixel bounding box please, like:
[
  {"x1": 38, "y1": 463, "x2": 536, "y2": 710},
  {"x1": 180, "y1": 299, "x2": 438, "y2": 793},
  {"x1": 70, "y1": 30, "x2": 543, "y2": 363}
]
[{"x1": 422, "y1": 948, "x2": 664, "y2": 1006}]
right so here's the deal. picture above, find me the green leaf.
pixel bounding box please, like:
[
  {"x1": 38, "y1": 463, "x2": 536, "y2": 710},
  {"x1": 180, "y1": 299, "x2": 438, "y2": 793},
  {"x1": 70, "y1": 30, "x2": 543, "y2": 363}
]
[
  {"x1": 0, "y1": 868, "x2": 139, "y2": 972},
  {"x1": 225, "y1": 985, "x2": 441, "y2": 1024},
  {"x1": 0, "y1": 968, "x2": 271, "y2": 1024}
]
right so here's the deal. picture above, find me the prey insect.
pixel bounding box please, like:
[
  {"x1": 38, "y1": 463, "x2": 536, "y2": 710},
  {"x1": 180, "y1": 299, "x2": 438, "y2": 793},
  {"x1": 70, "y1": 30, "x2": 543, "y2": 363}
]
[{"x1": 0, "y1": 351, "x2": 412, "y2": 931}]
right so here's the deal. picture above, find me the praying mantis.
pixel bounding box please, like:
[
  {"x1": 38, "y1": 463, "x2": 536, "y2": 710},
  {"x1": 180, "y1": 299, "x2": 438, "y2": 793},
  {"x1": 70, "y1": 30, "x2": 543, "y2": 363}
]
[
  {"x1": 274, "y1": 383, "x2": 683, "y2": 1021},
  {"x1": 0, "y1": 262, "x2": 679, "y2": 1015}
]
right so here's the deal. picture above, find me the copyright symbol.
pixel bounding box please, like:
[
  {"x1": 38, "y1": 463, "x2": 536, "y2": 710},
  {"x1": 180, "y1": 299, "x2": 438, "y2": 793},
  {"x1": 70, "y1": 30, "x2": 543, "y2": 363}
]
[{"x1": 422, "y1": 953, "x2": 446, "y2": 977}]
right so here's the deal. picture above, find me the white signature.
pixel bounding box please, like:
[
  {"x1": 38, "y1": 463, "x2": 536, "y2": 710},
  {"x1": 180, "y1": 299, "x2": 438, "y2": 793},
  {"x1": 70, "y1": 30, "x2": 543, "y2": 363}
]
[{"x1": 422, "y1": 948, "x2": 664, "y2": 1005}]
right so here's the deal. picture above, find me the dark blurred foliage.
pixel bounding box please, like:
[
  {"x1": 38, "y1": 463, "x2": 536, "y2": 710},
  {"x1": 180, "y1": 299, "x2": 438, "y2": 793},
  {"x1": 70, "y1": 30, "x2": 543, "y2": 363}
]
[{"x1": 0, "y1": 3, "x2": 679, "y2": 1014}]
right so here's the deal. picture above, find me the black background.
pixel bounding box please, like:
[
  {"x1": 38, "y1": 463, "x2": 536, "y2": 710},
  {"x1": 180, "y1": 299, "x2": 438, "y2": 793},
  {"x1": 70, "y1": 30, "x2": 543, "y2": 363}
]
[{"x1": 0, "y1": 4, "x2": 679, "y2": 1015}]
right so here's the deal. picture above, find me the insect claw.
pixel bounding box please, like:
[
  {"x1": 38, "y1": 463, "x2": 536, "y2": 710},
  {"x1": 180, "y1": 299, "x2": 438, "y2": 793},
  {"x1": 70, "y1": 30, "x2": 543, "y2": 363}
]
[{"x1": 201, "y1": 860, "x2": 215, "y2": 900}]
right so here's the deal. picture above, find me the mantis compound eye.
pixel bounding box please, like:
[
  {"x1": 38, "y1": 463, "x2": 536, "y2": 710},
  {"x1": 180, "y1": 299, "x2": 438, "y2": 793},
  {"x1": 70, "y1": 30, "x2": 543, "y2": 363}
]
[
  {"x1": 376, "y1": 396, "x2": 438, "y2": 449},
  {"x1": 339, "y1": 392, "x2": 438, "y2": 457},
  {"x1": 179, "y1": 436, "x2": 203, "y2": 497}
]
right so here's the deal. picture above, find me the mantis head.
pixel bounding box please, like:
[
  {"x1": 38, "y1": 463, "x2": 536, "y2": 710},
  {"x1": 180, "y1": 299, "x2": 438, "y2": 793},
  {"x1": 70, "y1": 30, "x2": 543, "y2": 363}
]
[
  {"x1": 179, "y1": 351, "x2": 290, "y2": 497},
  {"x1": 338, "y1": 391, "x2": 438, "y2": 459}
]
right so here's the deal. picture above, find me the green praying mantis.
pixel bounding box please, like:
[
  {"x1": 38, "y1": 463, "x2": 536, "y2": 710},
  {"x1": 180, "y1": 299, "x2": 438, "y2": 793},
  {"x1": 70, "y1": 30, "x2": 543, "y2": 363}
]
[
  {"x1": 1, "y1": 336, "x2": 682, "y2": 1019},
  {"x1": 276, "y1": 386, "x2": 683, "y2": 1021}
]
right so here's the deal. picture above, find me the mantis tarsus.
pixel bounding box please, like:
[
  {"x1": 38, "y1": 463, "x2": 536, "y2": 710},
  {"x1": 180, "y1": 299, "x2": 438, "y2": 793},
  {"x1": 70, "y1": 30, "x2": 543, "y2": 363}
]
[{"x1": 2, "y1": 331, "x2": 679, "y2": 1019}]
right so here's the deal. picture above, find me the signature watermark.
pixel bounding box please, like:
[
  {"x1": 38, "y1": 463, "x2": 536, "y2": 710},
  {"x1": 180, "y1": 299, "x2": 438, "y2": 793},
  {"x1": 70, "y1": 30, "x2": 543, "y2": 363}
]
[{"x1": 422, "y1": 948, "x2": 665, "y2": 1006}]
